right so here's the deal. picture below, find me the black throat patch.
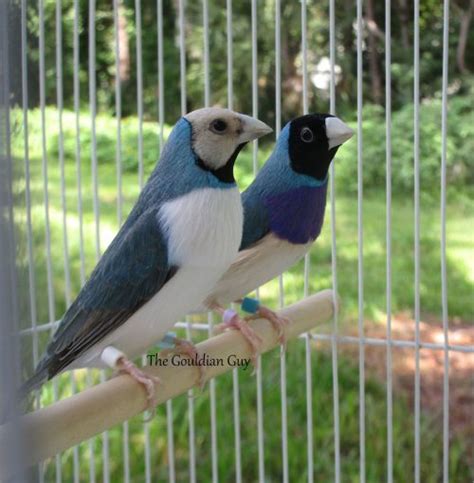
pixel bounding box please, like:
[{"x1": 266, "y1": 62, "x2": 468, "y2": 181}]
[{"x1": 196, "y1": 142, "x2": 246, "y2": 183}]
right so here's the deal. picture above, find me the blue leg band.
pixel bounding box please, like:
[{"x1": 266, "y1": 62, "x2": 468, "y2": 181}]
[
  {"x1": 241, "y1": 297, "x2": 260, "y2": 314},
  {"x1": 157, "y1": 332, "x2": 177, "y2": 349}
]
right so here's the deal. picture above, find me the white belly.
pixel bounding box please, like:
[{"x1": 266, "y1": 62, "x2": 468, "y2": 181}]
[
  {"x1": 68, "y1": 187, "x2": 243, "y2": 369},
  {"x1": 70, "y1": 267, "x2": 224, "y2": 368}
]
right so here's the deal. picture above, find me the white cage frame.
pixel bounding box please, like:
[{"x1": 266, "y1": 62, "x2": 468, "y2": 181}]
[{"x1": 9, "y1": 0, "x2": 472, "y2": 482}]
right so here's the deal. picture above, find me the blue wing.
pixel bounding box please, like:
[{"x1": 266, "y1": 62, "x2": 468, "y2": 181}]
[
  {"x1": 240, "y1": 185, "x2": 270, "y2": 250},
  {"x1": 35, "y1": 206, "x2": 174, "y2": 380}
]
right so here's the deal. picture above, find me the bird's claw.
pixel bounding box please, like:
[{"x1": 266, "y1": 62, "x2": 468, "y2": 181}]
[
  {"x1": 246, "y1": 305, "x2": 290, "y2": 349},
  {"x1": 176, "y1": 339, "x2": 206, "y2": 390},
  {"x1": 161, "y1": 338, "x2": 206, "y2": 390},
  {"x1": 214, "y1": 309, "x2": 263, "y2": 367},
  {"x1": 116, "y1": 357, "x2": 161, "y2": 417}
]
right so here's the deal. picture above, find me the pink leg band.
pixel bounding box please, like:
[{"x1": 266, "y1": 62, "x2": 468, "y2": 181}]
[{"x1": 223, "y1": 309, "x2": 238, "y2": 324}]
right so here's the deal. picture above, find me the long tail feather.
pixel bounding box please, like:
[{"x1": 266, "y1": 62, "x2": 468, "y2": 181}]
[{"x1": 18, "y1": 369, "x2": 48, "y2": 400}]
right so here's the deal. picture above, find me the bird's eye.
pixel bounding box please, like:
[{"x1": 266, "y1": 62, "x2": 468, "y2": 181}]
[
  {"x1": 210, "y1": 119, "x2": 228, "y2": 134},
  {"x1": 300, "y1": 127, "x2": 314, "y2": 143}
]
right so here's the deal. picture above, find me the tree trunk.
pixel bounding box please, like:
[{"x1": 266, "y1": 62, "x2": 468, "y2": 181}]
[
  {"x1": 365, "y1": 0, "x2": 383, "y2": 104},
  {"x1": 456, "y1": 0, "x2": 473, "y2": 74},
  {"x1": 397, "y1": 0, "x2": 410, "y2": 50},
  {"x1": 118, "y1": 3, "x2": 130, "y2": 82}
]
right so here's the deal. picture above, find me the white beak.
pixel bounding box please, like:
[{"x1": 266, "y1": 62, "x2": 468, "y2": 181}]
[
  {"x1": 238, "y1": 114, "x2": 273, "y2": 143},
  {"x1": 325, "y1": 117, "x2": 354, "y2": 149}
]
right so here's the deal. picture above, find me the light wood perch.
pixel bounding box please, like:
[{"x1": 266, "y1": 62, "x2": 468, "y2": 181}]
[{"x1": 0, "y1": 289, "x2": 336, "y2": 479}]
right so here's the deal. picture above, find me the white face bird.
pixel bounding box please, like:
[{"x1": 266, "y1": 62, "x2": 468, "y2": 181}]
[{"x1": 185, "y1": 107, "x2": 272, "y2": 173}]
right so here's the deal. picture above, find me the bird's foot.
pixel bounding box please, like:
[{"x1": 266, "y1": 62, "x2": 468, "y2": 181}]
[
  {"x1": 161, "y1": 337, "x2": 206, "y2": 390},
  {"x1": 116, "y1": 356, "x2": 161, "y2": 414},
  {"x1": 241, "y1": 297, "x2": 290, "y2": 348},
  {"x1": 249, "y1": 307, "x2": 290, "y2": 348},
  {"x1": 102, "y1": 346, "x2": 160, "y2": 418},
  {"x1": 213, "y1": 307, "x2": 263, "y2": 367}
]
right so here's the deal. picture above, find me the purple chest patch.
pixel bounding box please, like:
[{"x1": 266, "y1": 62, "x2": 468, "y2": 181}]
[{"x1": 263, "y1": 184, "x2": 328, "y2": 244}]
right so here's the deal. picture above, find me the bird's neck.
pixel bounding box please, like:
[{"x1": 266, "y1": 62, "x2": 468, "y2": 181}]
[{"x1": 141, "y1": 119, "x2": 237, "y2": 205}]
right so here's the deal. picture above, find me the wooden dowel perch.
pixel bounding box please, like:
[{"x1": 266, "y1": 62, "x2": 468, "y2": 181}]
[{"x1": 0, "y1": 289, "x2": 336, "y2": 478}]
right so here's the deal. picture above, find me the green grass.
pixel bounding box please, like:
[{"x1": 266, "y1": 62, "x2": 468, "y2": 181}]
[{"x1": 11, "y1": 108, "x2": 472, "y2": 481}]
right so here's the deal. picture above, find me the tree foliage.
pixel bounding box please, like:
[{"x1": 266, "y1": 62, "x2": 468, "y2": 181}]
[
  {"x1": 13, "y1": 0, "x2": 473, "y2": 120},
  {"x1": 9, "y1": 0, "x2": 474, "y2": 192}
]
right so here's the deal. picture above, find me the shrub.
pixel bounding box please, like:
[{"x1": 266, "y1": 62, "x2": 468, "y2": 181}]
[{"x1": 335, "y1": 95, "x2": 474, "y2": 197}]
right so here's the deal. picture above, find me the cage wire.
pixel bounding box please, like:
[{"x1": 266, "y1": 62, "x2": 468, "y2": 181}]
[
  {"x1": 1, "y1": 4, "x2": 30, "y2": 480},
  {"x1": 4, "y1": 0, "x2": 472, "y2": 481}
]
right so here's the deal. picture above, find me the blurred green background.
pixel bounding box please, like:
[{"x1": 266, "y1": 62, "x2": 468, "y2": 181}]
[{"x1": 9, "y1": 0, "x2": 473, "y2": 481}]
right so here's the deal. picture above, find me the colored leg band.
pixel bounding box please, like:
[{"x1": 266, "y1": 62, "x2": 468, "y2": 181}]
[
  {"x1": 157, "y1": 332, "x2": 177, "y2": 349},
  {"x1": 241, "y1": 297, "x2": 260, "y2": 314},
  {"x1": 223, "y1": 309, "x2": 238, "y2": 324}
]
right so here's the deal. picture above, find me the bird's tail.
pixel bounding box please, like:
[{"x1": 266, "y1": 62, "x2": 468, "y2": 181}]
[{"x1": 18, "y1": 369, "x2": 48, "y2": 400}]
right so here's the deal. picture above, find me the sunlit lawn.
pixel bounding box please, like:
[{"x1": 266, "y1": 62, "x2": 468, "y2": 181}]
[{"x1": 12, "y1": 109, "x2": 472, "y2": 481}]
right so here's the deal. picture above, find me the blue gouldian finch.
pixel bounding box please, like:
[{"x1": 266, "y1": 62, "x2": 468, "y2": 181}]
[
  {"x1": 200, "y1": 114, "x2": 353, "y2": 356},
  {"x1": 21, "y1": 108, "x2": 272, "y2": 404}
]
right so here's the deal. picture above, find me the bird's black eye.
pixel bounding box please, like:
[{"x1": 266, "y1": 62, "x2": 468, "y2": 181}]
[
  {"x1": 300, "y1": 126, "x2": 314, "y2": 143},
  {"x1": 210, "y1": 119, "x2": 228, "y2": 134}
]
